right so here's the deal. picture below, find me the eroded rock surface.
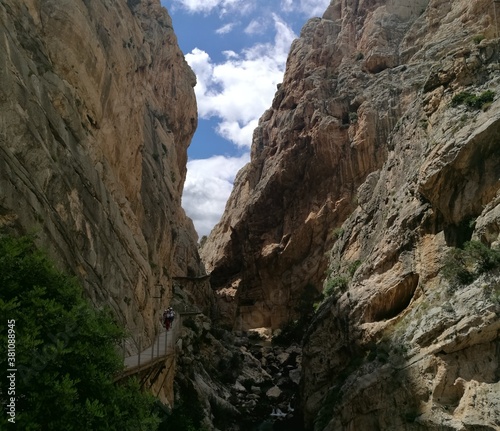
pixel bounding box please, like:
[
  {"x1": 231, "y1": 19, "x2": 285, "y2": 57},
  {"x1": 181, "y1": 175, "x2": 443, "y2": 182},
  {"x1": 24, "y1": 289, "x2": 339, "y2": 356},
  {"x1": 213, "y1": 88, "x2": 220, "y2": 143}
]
[
  {"x1": 175, "y1": 316, "x2": 303, "y2": 430},
  {"x1": 201, "y1": 0, "x2": 500, "y2": 429},
  {"x1": 0, "y1": 0, "x2": 203, "y2": 349},
  {"x1": 201, "y1": 0, "x2": 434, "y2": 330}
]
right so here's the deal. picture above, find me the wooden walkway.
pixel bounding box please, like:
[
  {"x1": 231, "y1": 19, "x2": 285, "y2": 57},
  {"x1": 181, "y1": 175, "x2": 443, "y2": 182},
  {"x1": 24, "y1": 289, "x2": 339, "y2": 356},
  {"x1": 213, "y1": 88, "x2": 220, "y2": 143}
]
[{"x1": 115, "y1": 309, "x2": 201, "y2": 382}]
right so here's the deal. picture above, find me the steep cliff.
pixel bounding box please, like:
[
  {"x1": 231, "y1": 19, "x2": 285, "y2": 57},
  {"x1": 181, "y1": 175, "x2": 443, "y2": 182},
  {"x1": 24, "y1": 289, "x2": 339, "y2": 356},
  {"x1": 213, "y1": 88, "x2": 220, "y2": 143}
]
[
  {"x1": 202, "y1": 0, "x2": 430, "y2": 329},
  {"x1": 301, "y1": 0, "x2": 500, "y2": 429},
  {"x1": 201, "y1": 0, "x2": 500, "y2": 429},
  {"x1": 0, "y1": 0, "x2": 203, "y2": 350}
]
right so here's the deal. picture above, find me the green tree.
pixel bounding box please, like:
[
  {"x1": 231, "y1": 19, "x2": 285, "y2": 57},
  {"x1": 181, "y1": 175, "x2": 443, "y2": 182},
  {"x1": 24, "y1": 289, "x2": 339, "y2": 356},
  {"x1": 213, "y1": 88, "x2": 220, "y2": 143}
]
[{"x1": 0, "y1": 235, "x2": 160, "y2": 430}]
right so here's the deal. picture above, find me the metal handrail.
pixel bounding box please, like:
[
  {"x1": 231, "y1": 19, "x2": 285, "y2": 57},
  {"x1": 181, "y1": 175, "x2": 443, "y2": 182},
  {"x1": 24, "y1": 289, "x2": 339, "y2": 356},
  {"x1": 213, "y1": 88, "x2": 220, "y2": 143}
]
[{"x1": 115, "y1": 309, "x2": 201, "y2": 381}]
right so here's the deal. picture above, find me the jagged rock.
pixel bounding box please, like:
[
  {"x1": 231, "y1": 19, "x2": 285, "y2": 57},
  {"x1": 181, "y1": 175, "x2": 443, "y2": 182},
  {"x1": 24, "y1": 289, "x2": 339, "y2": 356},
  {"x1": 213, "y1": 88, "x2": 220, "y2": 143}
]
[
  {"x1": 0, "y1": 0, "x2": 206, "y2": 357},
  {"x1": 234, "y1": 381, "x2": 246, "y2": 393},
  {"x1": 200, "y1": 0, "x2": 440, "y2": 331},
  {"x1": 276, "y1": 352, "x2": 290, "y2": 365},
  {"x1": 199, "y1": 0, "x2": 500, "y2": 429},
  {"x1": 289, "y1": 368, "x2": 301, "y2": 385},
  {"x1": 266, "y1": 386, "x2": 282, "y2": 400},
  {"x1": 298, "y1": 0, "x2": 500, "y2": 427},
  {"x1": 250, "y1": 386, "x2": 261, "y2": 394},
  {"x1": 0, "y1": 0, "x2": 209, "y2": 409}
]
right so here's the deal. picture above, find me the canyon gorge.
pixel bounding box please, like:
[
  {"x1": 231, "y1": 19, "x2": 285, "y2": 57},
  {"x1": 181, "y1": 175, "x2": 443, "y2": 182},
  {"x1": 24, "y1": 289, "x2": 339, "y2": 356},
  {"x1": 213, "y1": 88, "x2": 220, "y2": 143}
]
[{"x1": 1, "y1": 0, "x2": 499, "y2": 429}]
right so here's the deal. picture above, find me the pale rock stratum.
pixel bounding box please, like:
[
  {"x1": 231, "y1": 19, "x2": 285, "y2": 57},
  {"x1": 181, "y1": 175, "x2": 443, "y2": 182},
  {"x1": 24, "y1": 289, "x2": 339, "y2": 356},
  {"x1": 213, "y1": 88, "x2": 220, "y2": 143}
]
[
  {"x1": 201, "y1": 0, "x2": 500, "y2": 429},
  {"x1": 0, "y1": 0, "x2": 203, "y2": 352},
  {"x1": 2, "y1": 0, "x2": 500, "y2": 429}
]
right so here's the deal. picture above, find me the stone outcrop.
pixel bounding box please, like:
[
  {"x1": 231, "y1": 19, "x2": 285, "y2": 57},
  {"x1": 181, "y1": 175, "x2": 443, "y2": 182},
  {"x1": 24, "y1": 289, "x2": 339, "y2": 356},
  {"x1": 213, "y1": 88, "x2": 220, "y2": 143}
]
[
  {"x1": 0, "y1": 0, "x2": 203, "y2": 349},
  {"x1": 175, "y1": 315, "x2": 303, "y2": 430},
  {"x1": 299, "y1": 0, "x2": 500, "y2": 429},
  {"x1": 201, "y1": 0, "x2": 435, "y2": 330},
  {"x1": 200, "y1": 0, "x2": 500, "y2": 429}
]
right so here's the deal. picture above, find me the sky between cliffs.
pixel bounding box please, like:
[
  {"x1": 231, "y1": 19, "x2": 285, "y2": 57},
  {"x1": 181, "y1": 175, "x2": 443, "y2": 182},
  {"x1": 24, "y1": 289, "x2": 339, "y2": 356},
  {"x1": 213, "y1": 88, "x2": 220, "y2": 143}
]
[{"x1": 162, "y1": 0, "x2": 330, "y2": 237}]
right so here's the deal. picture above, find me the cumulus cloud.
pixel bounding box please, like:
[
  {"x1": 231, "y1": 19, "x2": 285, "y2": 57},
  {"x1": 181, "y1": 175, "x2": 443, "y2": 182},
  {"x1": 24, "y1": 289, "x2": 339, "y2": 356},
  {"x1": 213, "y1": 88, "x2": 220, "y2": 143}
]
[
  {"x1": 182, "y1": 154, "x2": 250, "y2": 237},
  {"x1": 185, "y1": 15, "x2": 296, "y2": 148},
  {"x1": 174, "y1": 1, "x2": 332, "y2": 236},
  {"x1": 171, "y1": 0, "x2": 329, "y2": 17}
]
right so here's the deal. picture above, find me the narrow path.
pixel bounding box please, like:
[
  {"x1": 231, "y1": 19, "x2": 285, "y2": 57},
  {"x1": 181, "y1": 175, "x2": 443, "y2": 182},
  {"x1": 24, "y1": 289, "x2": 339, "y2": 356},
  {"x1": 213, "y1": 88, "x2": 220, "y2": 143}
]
[
  {"x1": 116, "y1": 310, "x2": 201, "y2": 381},
  {"x1": 116, "y1": 317, "x2": 180, "y2": 381}
]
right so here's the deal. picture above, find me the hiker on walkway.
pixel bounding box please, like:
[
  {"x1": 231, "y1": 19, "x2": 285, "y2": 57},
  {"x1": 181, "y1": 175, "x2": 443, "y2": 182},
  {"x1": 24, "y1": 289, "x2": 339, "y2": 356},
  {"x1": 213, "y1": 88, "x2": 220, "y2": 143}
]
[
  {"x1": 161, "y1": 309, "x2": 169, "y2": 330},
  {"x1": 166, "y1": 306, "x2": 175, "y2": 330},
  {"x1": 160, "y1": 307, "x2": 175, "y2": 331}
]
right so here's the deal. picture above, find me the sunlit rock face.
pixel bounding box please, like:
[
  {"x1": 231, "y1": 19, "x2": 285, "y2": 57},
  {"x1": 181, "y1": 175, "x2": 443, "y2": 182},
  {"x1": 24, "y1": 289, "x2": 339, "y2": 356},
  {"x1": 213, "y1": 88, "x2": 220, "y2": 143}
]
[
  {"x1": 0, "y1": 0, "x2": 203, "y2": 348},
  {"x1": 201, "y1": 0, "x2": 430, "y2": 330},
  {"x1": 201, "y1": 0, "x2": 500, "y2": 429}
]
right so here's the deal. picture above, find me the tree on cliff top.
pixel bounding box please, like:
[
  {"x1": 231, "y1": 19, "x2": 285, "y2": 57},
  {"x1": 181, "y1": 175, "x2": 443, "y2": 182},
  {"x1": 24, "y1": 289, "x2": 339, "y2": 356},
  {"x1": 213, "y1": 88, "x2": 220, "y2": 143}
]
[{"x1": 0, "y1": 234, "x2": 160, "y2": 431}]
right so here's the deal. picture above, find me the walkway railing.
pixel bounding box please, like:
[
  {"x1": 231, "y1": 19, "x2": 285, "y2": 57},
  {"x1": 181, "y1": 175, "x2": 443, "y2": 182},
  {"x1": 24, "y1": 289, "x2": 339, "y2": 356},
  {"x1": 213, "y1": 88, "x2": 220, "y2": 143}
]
[{"x1": 115, "y1": 308, "x2": 201, "y2": 382}]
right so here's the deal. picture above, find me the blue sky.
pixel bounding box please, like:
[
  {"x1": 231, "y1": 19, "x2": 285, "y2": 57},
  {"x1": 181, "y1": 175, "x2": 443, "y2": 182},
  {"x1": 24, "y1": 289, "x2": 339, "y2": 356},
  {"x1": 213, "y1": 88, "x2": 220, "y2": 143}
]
[{"x1": 161, "y1": 0, "x2": 331, "y2": 237}]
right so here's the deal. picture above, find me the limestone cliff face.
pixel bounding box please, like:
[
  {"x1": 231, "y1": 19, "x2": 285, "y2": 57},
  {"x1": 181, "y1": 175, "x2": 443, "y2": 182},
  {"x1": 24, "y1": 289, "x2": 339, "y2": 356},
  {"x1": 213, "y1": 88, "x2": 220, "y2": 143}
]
[
  {"x1": 202, "y1": 0, "x2": 430, "y2": 329},
  {"x1": 201, "y1": 0, "x2": 500, "y2": 429},
  {"x1": 0, "y1": 0, "x2": 202, "y2": 348},
  {"x1": 301, "y1": 0, "x2": 500, "y2": 428}
]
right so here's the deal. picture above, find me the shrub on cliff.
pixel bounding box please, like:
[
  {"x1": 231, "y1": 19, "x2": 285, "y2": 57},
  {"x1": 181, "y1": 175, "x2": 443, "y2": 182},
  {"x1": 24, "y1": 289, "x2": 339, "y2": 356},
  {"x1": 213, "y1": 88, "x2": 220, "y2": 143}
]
[
  {"x1": 451, "y1": 90, "x2": 495, "y2": 109},
  {"x1": 442, "y1": 240, "x2": 500, "y2": 286},
  {"x1": 324, "y1": 276, "x2": 348, "y2": 296},
  {"x1": 0, "y1": 234, "x2": 160, "y2": 431}
]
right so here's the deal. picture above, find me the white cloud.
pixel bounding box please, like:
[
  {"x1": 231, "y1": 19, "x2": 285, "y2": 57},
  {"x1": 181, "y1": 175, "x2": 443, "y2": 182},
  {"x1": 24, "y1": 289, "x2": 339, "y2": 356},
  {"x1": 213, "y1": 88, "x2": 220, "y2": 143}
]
[
  {"x1": 182, "y1": 154, "x2": 250, "y2": 237},
  {"x1": 216, "y1": 22, "x2": 236, "y2": 34},
  {"x1": 244, "y1": 19, "x2": 264, "y2": 35},
  {"x1": 222, "y1": 50, "x2": 238, "y2": 59},
  {"x1": 171, "y1": 0, "x2": 253, "y2": 15},
  {"x1": 217, "y1": 119, "x2": 259, "y2": 148},
  {"x1": 280, "y1": 0, "x2": 294, "y2": 12},
  {"x1": 280, "y1": 0, "x2": 330, "y2": 17},
  {"x1": 185, "y1": 15, "x2": 296, "y2": 148},
  {"x1": 171, "y1": 0, "x2": 329, "y2": 17},
  {"x1": 170, "y1": 1, "x2": 332, "y2": 236}
]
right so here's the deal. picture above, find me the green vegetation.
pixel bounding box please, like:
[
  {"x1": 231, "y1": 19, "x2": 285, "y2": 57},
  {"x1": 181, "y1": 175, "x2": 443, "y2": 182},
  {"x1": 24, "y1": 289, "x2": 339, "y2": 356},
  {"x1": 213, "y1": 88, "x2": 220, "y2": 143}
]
[
  {"x1": 488, "y1": 282, "x2": 500, "y2": 306},
  {"x1": 331, "y1": 227, "x2": 344, "y2": 240},
  {"x1": 159, "y1": 381, "x2": 206, "y2": 431},
  {"x1": 0, "y1": 235, "x2": 160, "y2": 431},
  {"x1": 347, "y1": 260, "x2": 361, "y2": 277},
  {"x1": 322, "y1": 256, "x2": 362, "y2": 298},
  {"x1": 472, "y1": 34, "x2": 485, "y2": 44},
  {"x1": 324, "y1": 276, "x2": 348, "y2": 296},
  {"x1": 441, "y1": 240, "x2": 500, "y2": 286},
  {"x1": 451, "y1": 90, "x2": 495, "y2": 110}
]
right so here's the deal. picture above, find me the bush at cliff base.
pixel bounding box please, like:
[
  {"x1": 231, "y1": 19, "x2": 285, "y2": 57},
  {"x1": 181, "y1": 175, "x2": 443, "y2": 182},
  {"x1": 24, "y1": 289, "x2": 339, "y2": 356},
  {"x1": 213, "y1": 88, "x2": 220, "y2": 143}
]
[{"x1": 0, "y1": 234, "x2": 160, "y2": 431}]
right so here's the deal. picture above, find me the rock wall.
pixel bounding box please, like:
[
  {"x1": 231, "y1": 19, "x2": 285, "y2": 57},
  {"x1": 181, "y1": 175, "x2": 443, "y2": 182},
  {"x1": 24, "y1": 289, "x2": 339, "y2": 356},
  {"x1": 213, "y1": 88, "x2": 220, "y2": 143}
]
[
  {"x1": 202, "y1": 0, "x2": 433, "y2": 330},
  {"x1": 200, "y1": 0, "x2": 500, "y2": 428},
  {"x1": 0, "y1": 0, "x2": 203, "y2": 349},
  {"x1": 299, "y1": 0, "x2": 500, "y2": 429}
]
